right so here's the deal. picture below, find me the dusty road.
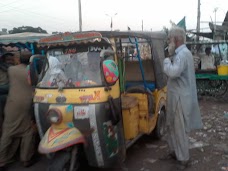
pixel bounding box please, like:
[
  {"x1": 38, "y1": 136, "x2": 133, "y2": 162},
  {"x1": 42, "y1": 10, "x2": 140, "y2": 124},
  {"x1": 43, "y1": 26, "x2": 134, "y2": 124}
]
[{"x1": 6, "y1": 97, "x2": 228, "y2": 171}]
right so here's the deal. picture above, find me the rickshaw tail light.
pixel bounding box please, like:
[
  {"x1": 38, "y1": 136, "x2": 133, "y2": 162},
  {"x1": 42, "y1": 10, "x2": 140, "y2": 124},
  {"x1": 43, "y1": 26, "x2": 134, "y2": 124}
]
[{"x1": 46, "y1": 108, "x2": 62, "y2": 125}]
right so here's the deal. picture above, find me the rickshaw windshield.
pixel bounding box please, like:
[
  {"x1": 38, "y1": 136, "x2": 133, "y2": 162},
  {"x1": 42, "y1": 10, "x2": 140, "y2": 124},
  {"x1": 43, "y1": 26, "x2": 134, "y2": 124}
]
[{"x1": 38, "y1": 48, "x2": 103, "y2": 88}]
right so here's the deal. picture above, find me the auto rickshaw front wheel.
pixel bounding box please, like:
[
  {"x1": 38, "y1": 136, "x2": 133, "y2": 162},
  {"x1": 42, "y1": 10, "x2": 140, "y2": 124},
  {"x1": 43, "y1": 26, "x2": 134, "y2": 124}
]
[{"x1": 47, "y1": 145, "x2": 80, "y2": 171}]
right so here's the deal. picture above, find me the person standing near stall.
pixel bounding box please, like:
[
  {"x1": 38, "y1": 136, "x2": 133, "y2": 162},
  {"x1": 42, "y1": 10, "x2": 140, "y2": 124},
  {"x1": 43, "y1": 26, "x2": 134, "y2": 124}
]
[{"x1": 201, "y1": 47, "x2": 215, "y2": 70}]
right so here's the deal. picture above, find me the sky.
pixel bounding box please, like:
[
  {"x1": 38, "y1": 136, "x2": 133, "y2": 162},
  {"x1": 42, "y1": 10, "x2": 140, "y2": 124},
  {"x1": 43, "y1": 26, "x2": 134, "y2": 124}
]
[{"x1": 0, "y1": 0, "x2": 227, "y2": 34}]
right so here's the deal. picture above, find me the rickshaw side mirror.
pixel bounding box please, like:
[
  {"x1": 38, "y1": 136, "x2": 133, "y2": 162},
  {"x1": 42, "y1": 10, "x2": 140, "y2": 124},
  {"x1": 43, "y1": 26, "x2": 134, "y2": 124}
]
[
  {"x1": 102, "y1": 59, "x2": 119, "y2": 85},
  {"x1": 28, "y1": 55, "x2": 46, "y2": 86}
]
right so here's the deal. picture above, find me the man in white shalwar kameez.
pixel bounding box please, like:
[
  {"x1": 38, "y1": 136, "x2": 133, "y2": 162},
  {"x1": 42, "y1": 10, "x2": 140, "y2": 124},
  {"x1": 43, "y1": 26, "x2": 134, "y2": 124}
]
[{"x1": 162, "y1": 27, "x2": 203, "y2": 170}]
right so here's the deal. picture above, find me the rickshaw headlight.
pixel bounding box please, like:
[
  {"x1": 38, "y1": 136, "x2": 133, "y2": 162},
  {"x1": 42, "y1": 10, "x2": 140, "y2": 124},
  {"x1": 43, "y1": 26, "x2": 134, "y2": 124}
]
[{"x1": 47, "y1": 108, "x2": 62, "y2": 124}]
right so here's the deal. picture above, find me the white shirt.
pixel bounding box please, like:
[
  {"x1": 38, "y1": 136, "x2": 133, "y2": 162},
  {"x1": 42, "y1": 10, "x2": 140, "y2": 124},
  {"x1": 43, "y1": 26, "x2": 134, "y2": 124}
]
[
  {"x1": 163, "y1": 44, "x2": 202, "y2": 132},
  {"x1": 200, "y1": 54, "x2": 215, "y2": 70}
]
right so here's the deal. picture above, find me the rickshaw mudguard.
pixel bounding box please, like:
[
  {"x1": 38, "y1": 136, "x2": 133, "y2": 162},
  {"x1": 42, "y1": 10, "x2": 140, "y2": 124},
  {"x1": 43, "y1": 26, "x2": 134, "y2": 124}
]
[{"x1": 38, "y1": 126, "x2": 85, "y2": 154}]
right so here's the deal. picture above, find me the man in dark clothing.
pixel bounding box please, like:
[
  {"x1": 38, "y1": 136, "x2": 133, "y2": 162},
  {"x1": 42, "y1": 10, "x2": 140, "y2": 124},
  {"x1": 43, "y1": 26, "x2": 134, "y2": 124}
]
[
  {"x1": 0, "y1": 55, "x2": 35, "y2": 170},
  {"x1": 0, "y1": 52, "x2": 14, "y2": 92},
  {"x1": 0, "y1": 52, "x2": 15, "y2": 135}
]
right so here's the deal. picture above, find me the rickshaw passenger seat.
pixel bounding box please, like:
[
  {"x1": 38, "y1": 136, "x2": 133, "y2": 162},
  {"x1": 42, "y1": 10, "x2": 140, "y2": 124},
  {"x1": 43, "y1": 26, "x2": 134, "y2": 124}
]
[
  {"x1": 124, "y1": 60, "x2": 155, "y2": 82},
  {"x1": 124, "y1": 60, "x2": 155, "y2": 91},
  {"x1": 125, "y1": 82, "x2": 155, "y2": 91}
]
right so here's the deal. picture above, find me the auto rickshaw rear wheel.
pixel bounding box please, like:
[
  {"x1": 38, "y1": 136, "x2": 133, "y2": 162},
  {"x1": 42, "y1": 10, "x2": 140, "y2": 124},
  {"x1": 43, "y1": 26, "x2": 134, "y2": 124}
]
[{"x1": 152, "y1": 108, "x2": 166, "y2": 139}]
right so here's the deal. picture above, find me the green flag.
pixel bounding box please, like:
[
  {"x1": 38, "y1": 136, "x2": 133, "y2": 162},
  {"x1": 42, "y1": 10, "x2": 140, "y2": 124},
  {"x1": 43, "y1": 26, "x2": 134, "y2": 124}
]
[{"x1": 177, "y1": 17, "x2": 186, "y2": 30}]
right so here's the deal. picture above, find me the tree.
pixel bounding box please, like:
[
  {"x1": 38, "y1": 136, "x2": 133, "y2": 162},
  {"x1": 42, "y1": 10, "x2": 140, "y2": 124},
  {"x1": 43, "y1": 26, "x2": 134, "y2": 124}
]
[
  {"x1": 52, "y1": 31, "x2": 63, "y2": 35},
  {"x1": 9, "y1": 26, "x2": 48, "y2": 34}
]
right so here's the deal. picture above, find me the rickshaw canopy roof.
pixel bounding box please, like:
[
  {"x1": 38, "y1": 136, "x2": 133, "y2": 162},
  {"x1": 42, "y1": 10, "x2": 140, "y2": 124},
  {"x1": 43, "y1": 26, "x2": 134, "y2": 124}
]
[
  {"x1": 38, "y1": 32, "x2": 110, "y2": 48},
  {"x1": 37, "y1": 31, "x2": 167, "y2": 48},
  {"x1": 99, "y1": 31, "x2": 167, "y2": 40}
]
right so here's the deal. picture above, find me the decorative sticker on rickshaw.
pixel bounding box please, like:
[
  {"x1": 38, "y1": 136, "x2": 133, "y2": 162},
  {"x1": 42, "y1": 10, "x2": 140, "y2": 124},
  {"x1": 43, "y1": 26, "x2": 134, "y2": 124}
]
[
  {"x1": 39, "y1": 32, "x2": 102, "y2": 43},
  {"x1": 66, "y1": 122, "x2": 74, "y2": 128},
  {"x1": 51, "y1": 129, "x2": 79, "y2": 146},
  {"x1": 74, "y1": 106, "x2": 89, "y2": 119},
  {"x1": 66, "y1": 105, "x2": 73, "y2": 113},
  {"x1": 79, "y1": 90, "x2": 101, "y2": 102},
  {"x1": 48, "y1": 127, "x2": 70, "y2": 143},
  {"x1": 93, "y1": 90, "x2": 101, "y2": 100},
  {"x1": 103, "y1": 121, "x2": 118, "y2": 158},
  {"x1": 103, "y1": 60, "x2": 119, "y2": 84},
  {"x1": 34, "y1": 95, "x2": 45, "y2": 102},
  {"x1": 89, "y1": 104, "x2": 104, "y2": 166},
  {"x1": 34, "y1": 94, "x2": 53, "y2": 103},
  {"x1": 88, "y1": 46, "x2": 106, "y2": 52},
  {"x1": 64, "y1": 48, "x2": 77, "y2": 54},
  {"x1": 79, "y1": 94, "x2": 94, "y2": 102}
]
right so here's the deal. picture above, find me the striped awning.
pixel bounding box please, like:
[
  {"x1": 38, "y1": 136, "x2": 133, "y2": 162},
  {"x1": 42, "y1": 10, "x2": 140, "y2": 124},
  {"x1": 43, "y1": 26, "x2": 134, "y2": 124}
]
[{"x1": 0, "y1": 32, "x2": 51, "y2": 45}]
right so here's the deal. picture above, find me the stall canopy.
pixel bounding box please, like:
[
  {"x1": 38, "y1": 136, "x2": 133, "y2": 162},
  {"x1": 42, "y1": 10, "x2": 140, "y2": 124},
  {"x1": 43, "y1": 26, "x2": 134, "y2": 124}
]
[
  {"x1": 0, "y1": 32, "x2": 51, "y2": 45},
  {"x1": 0, "y1": 32, "x2": 51, "y2": 54}
]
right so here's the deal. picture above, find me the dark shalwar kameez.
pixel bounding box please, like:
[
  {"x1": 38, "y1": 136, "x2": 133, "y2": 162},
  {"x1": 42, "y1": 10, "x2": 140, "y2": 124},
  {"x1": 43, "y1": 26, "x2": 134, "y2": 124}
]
[{"x1": 0, "y1": 64, "x2": 34, "y2": 166}]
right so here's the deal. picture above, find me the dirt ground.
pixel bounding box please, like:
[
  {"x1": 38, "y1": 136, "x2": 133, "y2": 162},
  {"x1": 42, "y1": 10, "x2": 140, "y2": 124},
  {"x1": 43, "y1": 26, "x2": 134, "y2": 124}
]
[
  {"x1": 6, "y1": 96, "x2": 228, "y2": 171},
  {"x1": 119, "y1": 97, "x2": 228, "y2": 171}
]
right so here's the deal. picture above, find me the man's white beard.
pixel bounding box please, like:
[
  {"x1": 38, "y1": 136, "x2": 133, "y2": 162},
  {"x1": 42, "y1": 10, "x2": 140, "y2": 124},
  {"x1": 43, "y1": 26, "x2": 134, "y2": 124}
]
[{"x1": 168, "y1": 41, "x2": 176, "y2": 56}]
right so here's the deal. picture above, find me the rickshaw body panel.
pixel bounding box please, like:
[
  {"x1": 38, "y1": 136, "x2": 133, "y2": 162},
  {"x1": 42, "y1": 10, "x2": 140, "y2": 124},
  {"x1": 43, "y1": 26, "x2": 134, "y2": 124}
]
[
  {"x1": 34, "y1": 83, "x2": 120, "y2": 104},
  {"x1": 104, "y1": 34, "x2": 167, "y2": 138}
]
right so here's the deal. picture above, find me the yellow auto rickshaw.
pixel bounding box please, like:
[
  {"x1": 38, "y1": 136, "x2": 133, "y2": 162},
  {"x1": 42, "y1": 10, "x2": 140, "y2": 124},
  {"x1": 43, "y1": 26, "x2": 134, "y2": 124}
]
[{"x1": 29, "y1": 31, "x2": 167, "y2": 171}]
